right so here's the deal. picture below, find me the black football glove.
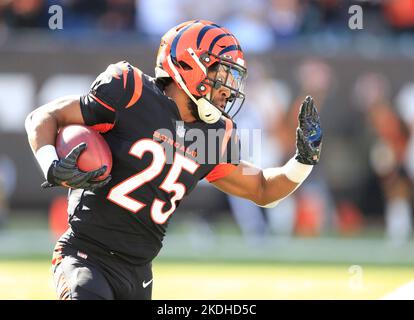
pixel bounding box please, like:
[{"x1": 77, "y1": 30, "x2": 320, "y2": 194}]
[
  {"x1": 295, "y1": 96, "x2": 322, "y2": 165},
  {"x1": 41, "y1": 143, "x2": 111, "y2": 191}
]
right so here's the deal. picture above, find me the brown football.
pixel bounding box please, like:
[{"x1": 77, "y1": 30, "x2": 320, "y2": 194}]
[{"x1": 55, "y1": 125, "x2": 112, "y2": 181}]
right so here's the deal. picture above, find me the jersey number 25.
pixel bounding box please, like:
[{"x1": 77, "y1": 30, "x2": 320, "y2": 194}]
[{"x1": 107, "y1": 139, "x2": 199, "y2": 224}]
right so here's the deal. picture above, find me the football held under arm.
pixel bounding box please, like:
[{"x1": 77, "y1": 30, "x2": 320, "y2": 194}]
[
  {"x1": 25, "y1": 96, "x2": 85, "y2": 178},
  {"x1": 25, "y1": 62, "x2": 132, "y2": 189}
]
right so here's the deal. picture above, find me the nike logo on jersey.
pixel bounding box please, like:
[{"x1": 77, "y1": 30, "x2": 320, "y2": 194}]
[{"x1": 142, "y1": 279, "x2": 153, "y2": 288}]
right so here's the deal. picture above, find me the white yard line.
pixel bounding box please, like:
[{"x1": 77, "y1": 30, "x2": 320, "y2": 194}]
[{"x1": 381, "y1": 280, "x2": 414, "y2": 300}]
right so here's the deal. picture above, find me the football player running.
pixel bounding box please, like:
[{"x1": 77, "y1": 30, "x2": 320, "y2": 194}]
[{"x1": 25, "y1": 20, "x2": 322, "y2": 300}]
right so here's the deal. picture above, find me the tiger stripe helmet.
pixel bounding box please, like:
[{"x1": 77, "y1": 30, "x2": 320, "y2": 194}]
[{"x1": 155, "y1": 20, "x2": 247, "y2": 124}]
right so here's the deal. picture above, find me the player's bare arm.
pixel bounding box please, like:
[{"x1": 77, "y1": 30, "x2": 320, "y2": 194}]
[
  {"x1": 25, "y1": 96, "x2": 110, "y2": 190},
  {"x1": 25, "y1": 95, "x2": 84, "y2": 153},
  {"x1": 212, "y1": 161, "x2": 298, "y2": 206},
  {"x1": 212, "y1": 96, "x2": 322, "y2": 207}
]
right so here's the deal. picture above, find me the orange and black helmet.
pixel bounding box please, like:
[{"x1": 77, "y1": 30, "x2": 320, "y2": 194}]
[{"x1": 155, "y1": 20, "x2": 247, "y2": 124}]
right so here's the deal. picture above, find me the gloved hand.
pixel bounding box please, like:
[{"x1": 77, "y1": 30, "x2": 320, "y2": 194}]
[
  {"x1": 295, "y1": 96, "x2": 322, "y2": 165},
  {"x1": 41, "y1": 143, "x2": 111, "y2": 190}
]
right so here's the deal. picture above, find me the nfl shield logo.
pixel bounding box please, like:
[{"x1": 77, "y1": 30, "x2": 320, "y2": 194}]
[{"x1": 176, "y1": 122, "x2": 186, "y2": 138}]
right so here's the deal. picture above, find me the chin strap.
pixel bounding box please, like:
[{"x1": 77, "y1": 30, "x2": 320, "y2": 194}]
[{"x1": 166, "y1": 54, "x2": 222, "y2": 124}]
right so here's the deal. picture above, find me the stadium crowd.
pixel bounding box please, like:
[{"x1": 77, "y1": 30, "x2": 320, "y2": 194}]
[{"x1": 0, "y1": 0, "x2": 413, "y2": 41}]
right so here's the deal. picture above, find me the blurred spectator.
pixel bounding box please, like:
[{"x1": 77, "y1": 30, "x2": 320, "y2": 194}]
[
  {"x1": 396, "y1": 83, "x2": 414, "y2": 128},
  {"x1": 0, "y1": 155, "x2": 16, "y2": 229},
  {"x1": 1, "y1": 0, "x2": 48, "y2": 29},
  {"x1": 383, "y1": 0, "x2": 414, "y2": 33},
  {"x1": 396, "y1": 83, "x2": 414, "y2": 180},
  {"x1": 245, "y1": 60, "x2": 297, "y2": 237},
  {"x1": 0, "y1": 0, "x2": 136, "y2": 32},
  {"x1": 0, "y1": 155, "x2": 17, "y2": 199},
  {"x1": 51, "y1": 0, "x2": 106, "y2": 30},
  {"x1": 305, "y1": 0, "x2": 344, "y2": 30},
  {"x1": 49, "y1": 195, "x2": 68, "y2": 240},
  {"x1": 0, "y1": 178, "x2": 8, "y2": 229},
  {"x1": 60, "y1": 0, "x2": 136, "y2": 31},
  {"x1": 354, "y1": 72, "x2": 412, "y2": 245},
  {"x1": 303, "y1": 0, "x2": 386, "y2": 36},
  {"x1": 267, "y1": 0, "x2": 304, "y2": 44},
  {"x1": 136, "y1": 0, "x2": 184, "y2": 39},
  {"x1": 98, "y1": 0, "x2": 135, "y2": 31},
  {"x1": 179, "y1": 0, "x2": 231, "y2": 26},
  {"x1": 223, "y1": 0, "x2": 274, "y2": 53},
  {"x1": 0, "y1": 0, "x2": 412, "y2": 46},
  {"x1": 280, "y1": 58, "x2": 338, "y2": 236},
  {"x1": 227, "y1": 59, "x2": 295, "y2": 243}
]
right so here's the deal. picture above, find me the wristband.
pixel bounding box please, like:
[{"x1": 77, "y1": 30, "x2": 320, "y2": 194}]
[
  {"x1": 35, "y1": 145, "x2": 59, "y2": 179},
  {"x1": 282, "y1": 157, "x2": 313, "y2": 184}
]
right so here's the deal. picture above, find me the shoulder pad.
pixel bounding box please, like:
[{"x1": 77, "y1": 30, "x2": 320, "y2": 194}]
[{"x1": 90, "y1": 61, "x2": 143, "y2": 110}]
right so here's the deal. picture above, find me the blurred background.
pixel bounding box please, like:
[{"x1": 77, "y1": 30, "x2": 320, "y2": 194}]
[{"x1": 1, "y1": 0, "x2": 414, "y2": 299}]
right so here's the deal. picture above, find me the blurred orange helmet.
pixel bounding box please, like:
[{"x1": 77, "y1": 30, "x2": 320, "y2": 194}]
[{"x1": 155, "y1": 20, "x2": 247, "y2": 123}]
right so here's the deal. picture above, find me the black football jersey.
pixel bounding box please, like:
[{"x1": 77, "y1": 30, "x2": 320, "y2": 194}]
[{"x1": 63, "y1": 61, "x2": 240, "y2": 264}]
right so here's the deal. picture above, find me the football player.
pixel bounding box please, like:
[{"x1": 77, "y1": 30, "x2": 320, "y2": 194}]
[{"x1": 25, "y1": 20, "x2": 322, "y2": 300}]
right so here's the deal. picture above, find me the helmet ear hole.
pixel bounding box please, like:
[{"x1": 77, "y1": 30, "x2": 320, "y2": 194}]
[
  {"x1": 179, "y1": 61, "x2": 193, "y2": 70},
  {"x1": 208, "y1": 62, "x2": 219, "y2": 72}
]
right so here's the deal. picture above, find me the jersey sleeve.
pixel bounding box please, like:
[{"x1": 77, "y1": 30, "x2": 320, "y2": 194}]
[
  {"x1": 205, "y1": 118, "x2": 241, "y2": 183},
  {"x1": 80, "y1": 61, "x2": 143, "y2": 132}
]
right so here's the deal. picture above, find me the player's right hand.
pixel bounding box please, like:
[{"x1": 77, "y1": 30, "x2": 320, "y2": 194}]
[{"x1": 41, "y1": 143, "x2": 112, "y2": 191}]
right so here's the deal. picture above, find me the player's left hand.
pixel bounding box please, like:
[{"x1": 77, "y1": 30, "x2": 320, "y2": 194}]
[
  {"x1": 40, "y1": 143, "x2": 112, "y2": 191},
  {"x1": 295, "y1": 96, "x2": 322, "y2": 165}
]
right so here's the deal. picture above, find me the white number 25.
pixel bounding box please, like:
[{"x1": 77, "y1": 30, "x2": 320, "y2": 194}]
[{"x1": 107, "y1": 139, "x2": 199, "y2": 224}]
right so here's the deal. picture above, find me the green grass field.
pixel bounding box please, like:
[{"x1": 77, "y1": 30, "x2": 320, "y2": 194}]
[{"x1": 0, "y1": 258, "x2": 413, "y2": 300}]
